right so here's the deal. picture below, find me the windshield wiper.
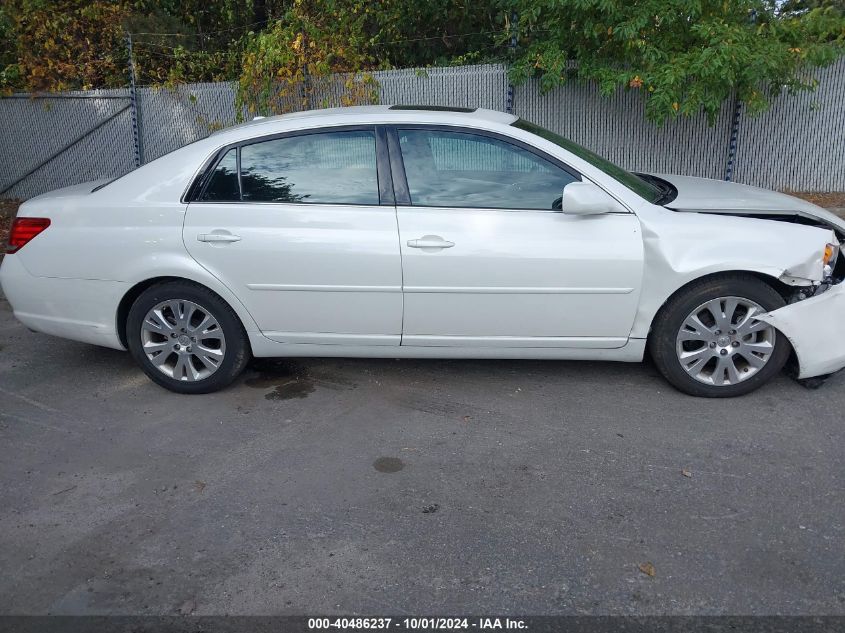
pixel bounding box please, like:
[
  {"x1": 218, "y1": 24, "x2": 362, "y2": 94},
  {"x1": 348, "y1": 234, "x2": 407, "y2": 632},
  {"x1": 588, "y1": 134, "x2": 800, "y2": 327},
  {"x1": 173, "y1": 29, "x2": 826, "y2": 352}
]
[{"x1": 635, "y1": 173, "x2": 677, "y2": 205}]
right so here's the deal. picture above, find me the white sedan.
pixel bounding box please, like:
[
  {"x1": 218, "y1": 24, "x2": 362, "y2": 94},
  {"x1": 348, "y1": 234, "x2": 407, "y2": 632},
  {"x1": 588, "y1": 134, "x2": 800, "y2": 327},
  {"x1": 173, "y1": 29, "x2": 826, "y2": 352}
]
[{"x1": 2, "y1": 105, "x2": 844, "y2": 397}]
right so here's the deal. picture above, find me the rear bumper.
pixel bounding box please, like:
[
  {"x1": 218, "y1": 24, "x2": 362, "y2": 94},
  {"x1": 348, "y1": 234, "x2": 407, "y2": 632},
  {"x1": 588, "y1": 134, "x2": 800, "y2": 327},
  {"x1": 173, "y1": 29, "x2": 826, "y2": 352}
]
[
  {"x1": 758, "y1": 282, "x2": 845, "y2": 379},
  {"x1": 0, "y1": 255, "x2": 127, "y2": 350}
]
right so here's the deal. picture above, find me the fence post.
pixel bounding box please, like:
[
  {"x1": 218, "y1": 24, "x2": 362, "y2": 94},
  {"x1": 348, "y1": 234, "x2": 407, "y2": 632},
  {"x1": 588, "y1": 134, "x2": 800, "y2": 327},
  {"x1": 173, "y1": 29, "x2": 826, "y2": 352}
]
[
  {"x1": 301, "y1": 31, "x2": 312, "y2": 111},
  {"x1": 724, "y1": 96, "x2": 742, "y2": 181},
  {"x1": 505, "y1": 11, "x2": 518, "y2": 114},
  {"x1": 125, "y1": 31, "x2": 143, "y2": 167}
]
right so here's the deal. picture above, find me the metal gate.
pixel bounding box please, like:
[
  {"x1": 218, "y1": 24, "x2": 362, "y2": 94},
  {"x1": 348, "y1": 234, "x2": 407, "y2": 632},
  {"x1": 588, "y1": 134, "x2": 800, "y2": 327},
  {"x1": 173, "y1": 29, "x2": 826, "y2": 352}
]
[{"x1": 0, "y1": 90, "x2": 136, "y2": 199}]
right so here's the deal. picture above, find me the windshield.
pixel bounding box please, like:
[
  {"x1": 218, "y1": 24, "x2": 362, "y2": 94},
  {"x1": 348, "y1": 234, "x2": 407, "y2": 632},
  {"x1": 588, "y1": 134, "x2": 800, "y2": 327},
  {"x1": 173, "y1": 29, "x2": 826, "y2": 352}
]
[{"x1": 511, "y1": 119, "x2": 664, "y2": 203}]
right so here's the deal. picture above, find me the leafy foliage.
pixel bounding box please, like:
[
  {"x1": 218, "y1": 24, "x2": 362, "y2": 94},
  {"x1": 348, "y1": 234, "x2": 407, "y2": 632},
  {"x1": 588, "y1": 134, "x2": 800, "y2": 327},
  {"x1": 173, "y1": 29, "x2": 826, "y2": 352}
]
[
  {"x1": 235, "y1": 0, "x2": 505, "y2": 116},
  {"x1": 0, "y1": 0, "x2": 262, "y2": 92},
  {"x1": 1, "y1": 0, "x2": 128, "y2": 92},
  {"x1": 2, "y1": 0, "x2": 844, "y2": 125},
  {"x1": 236, "y1": 0, "x2": 379, "y2": 116},
  {"x1": 780, "y1": 0, "x2": 845, "y2": 15},
  {"x1": 509, "y1": 0, "x2": 845, "y2": 123},
  {"x1": 125, "y1": 0, "x2": 254, "y2": 86}
]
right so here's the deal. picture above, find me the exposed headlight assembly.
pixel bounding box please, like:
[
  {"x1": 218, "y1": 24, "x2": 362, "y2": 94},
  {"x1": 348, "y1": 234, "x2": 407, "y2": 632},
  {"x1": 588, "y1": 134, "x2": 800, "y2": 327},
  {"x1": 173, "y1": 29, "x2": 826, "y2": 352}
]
[{"x1": 823, "y1": 242, "x2": 840, "y2": 279}]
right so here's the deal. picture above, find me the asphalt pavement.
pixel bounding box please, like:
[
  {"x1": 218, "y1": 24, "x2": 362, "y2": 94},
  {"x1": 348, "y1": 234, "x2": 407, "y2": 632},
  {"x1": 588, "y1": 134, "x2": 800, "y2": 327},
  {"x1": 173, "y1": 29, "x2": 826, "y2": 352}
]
[{"x1": 1, "y1": 290, "x2": 843, "y2": 615}]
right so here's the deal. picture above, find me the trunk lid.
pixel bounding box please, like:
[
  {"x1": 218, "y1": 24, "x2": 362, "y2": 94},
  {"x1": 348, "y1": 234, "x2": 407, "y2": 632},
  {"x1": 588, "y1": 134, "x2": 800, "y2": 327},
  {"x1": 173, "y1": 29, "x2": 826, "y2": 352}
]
[{"x1": 24, "y1": 179, "x2": 112, "y2": 205}]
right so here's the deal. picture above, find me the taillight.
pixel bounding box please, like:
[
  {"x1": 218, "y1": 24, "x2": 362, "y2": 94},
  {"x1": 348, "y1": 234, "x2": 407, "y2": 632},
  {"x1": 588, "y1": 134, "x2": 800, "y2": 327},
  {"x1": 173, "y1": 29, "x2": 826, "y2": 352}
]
[{"x1": 6, "y1": 217, "x2": 51, "y2": 253}]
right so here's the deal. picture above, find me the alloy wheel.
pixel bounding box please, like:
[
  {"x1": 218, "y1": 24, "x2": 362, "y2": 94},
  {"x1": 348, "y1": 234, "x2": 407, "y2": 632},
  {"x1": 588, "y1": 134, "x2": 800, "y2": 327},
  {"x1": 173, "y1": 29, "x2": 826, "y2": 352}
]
[
  {"x1": 675, "y1": 296, "x2": 777, "y2": 387},
  {"x1": 140, "y1": 299, "x2": 226, "y2": 382}
]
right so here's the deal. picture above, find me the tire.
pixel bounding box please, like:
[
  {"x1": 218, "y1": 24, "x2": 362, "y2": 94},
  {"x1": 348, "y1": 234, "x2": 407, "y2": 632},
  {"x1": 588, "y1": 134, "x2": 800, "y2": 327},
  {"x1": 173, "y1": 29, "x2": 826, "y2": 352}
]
[
  {"x1": 649, "y1": 274, "x2": 791, "y2": 398},
  {"x1": 126, "y1": 281, "x2": 250, "y2": 394}
]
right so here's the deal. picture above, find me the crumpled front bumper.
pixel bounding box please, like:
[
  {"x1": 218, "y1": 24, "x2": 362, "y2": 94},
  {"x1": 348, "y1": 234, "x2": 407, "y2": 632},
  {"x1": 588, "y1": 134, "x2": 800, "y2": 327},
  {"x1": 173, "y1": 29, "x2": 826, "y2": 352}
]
[{"x1": 758, "y1": 282, "x2": 845, "y2": 379}]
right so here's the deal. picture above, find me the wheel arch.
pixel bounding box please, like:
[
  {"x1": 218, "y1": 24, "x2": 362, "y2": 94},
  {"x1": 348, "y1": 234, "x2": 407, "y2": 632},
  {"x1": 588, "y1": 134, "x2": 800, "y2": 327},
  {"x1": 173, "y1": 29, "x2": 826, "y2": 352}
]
[
  {"x1": 644, "y1": 269, "x2": 794, "y2": 396},
  {"x1": 116, "y1": 275, "x2": 258, "y2": 349},
  {"x1": 643, "y1": 270, "x2": 793, "y2": 341}
]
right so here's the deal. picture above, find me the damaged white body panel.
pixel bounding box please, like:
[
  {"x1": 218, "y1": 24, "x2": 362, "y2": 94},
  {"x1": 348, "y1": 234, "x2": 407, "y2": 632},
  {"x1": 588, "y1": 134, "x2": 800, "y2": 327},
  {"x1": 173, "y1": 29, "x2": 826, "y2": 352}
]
[
  {"x1": 629, "y1": 174, "x2": 845, "y2": 380},
  {"x1": 628, "y1": 204, "x2": 836, "y2": 339},
  {"x1": 757, "y1": 283, "x2": 845, "y2": 379},
  {"x1": 656, "y1": 173, "x2": 845, "y2": 222}
]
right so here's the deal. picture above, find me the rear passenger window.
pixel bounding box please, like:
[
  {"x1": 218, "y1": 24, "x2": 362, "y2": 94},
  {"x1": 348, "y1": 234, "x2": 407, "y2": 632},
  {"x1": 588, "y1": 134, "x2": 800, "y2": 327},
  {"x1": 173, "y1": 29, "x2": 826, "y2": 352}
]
[
  {"x1": 200, "y1": 149, "x2": 239, "y2": 201},
  {"x1": 240, "y1": 130, "x2": 379, "y2": 204}
]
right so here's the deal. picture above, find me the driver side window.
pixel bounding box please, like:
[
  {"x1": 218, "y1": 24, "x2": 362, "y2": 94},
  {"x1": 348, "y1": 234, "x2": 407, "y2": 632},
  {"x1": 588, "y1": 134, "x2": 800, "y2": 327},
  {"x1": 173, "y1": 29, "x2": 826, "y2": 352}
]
[{"x1": 397, "y1": 129, "x2": 579, "y2": 210}]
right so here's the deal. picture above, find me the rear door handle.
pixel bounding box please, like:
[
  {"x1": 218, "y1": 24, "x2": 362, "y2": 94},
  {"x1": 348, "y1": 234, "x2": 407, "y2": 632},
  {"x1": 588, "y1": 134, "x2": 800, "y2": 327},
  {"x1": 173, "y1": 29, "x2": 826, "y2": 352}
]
[
  {"x1": 197, "y1": 232, "x2": 241, "y2": 243},
  {"x1": 407, "y1": 235, "x2": 455, "y2": 250}
]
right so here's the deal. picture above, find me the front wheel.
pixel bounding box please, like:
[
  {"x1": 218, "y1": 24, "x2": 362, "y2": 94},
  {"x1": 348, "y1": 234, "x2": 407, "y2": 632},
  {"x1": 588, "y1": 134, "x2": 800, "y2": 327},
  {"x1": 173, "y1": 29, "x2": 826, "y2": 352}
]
[
  {"x1": 126, "y1": 281, "x2": 250, "y2": 394},
  {"x1": 649, "y1": 275, "x2": 791, "y2": 397}
]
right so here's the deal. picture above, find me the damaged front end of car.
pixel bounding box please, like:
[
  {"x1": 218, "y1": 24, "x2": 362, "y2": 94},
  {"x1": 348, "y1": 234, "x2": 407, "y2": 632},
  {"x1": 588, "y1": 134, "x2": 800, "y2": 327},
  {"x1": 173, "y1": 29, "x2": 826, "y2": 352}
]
[
  {"x1": 781, "y1": 241, "x2": 841, "y2": 301},
  {"x1": 637, "y1": 194, "x2": 845, "y2": 388},
  {"x1": 758, "y1": 239, "x2": 845, "y2": 385},
  {"x1": 717, "y1": 214, "x2": 845, "y2": 386}
]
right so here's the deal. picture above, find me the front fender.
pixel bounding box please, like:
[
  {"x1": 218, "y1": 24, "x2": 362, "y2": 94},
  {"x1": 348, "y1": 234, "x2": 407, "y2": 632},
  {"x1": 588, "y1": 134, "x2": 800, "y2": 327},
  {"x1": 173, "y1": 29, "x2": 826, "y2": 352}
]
[{"x1": 630, "y1": 205, "x2": 834, "y2": 339}]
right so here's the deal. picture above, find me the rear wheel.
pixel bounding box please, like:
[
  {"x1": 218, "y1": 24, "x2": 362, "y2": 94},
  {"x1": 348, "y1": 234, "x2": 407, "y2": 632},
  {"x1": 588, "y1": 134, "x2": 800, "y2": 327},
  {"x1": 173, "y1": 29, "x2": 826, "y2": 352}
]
[
  {"x1": 126, "y1": 281, "x2": 250, "y2": 394},
  {"x1": 649, "y1": 275, "x2": 791, "y2": 397}
]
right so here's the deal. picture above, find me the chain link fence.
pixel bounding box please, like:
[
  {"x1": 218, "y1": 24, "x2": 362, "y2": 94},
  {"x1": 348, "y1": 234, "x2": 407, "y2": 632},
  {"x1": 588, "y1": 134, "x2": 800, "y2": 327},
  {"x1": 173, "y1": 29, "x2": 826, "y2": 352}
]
[
  {"x1": 2, "y1": 61, "x2": 844, "y2": 199},
  {"x1": 0, "y1": 89, "x2": 136, "y2": 199}
]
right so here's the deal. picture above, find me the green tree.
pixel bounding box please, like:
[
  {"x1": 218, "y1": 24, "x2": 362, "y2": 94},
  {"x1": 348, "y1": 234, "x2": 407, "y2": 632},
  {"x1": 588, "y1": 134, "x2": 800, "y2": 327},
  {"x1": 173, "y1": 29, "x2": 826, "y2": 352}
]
[
  {"x1": 236, "y1": 0, "x2": 378, "y2": 116},
  {"x1": 1, "y1": 0, "x2": 505, "y2": 95},
  {"x1": 0, "y1": 0, "x2": 262, "y2": 92},
  {"x1": 235, "y1": 0, "x2": 505, "y2": 116},
  {"x1": 366, "y1": 0, "x2": 505, "y2": 68},
  {"x1": 125, "y1": 0, "x2": 258, "y2": 86},
  {"x1": 510, "y1": 0, "x2": 845, "y2": 123},
  {"x1": 779, "y1": 0, "x2": 845, "y2": 16},
  {"x1": 0, "y1": 5, "x2": 20, "y2": 90},
  {"x1": 1, "y1": 0, "x2": 128, "y2": 92}
]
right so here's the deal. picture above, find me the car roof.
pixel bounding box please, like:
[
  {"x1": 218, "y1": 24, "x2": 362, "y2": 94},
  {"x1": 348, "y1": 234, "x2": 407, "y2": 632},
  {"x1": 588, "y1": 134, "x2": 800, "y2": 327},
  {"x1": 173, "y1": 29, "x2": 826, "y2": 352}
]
[{"x1": 221, "y1": 105, "x2": 518, "y2": 135}]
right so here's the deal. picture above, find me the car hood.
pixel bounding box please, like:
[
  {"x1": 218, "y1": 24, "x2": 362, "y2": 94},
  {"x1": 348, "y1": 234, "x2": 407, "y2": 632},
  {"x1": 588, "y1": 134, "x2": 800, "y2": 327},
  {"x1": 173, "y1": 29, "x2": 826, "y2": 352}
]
[{"x1": 653, "y1": 173, "x2": 845, "y2": 234}]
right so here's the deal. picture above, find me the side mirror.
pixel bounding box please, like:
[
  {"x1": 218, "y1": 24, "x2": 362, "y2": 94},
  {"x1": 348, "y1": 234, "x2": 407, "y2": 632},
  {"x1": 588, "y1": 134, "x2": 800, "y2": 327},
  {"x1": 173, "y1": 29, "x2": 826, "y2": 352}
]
[{"x1": 561, "y1": 181, "x2": 618, "y2": 216}]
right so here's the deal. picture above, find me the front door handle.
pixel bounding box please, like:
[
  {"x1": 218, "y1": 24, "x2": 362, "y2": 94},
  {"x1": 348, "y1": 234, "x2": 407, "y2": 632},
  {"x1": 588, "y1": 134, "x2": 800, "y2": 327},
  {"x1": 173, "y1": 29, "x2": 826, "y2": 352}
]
[
  {"x1": 197, "y1": 232, "x2": 241, "y2": 243},
  {"x1": 407, "y1": 235, "x2": 455, "y2": 250}
]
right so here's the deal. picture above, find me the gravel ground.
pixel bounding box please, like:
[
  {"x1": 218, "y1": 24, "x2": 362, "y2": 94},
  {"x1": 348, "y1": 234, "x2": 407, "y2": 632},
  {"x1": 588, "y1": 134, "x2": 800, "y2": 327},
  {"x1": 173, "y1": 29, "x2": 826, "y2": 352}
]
[{"x1": 788, "y1": 191, "x2": 845, "y2": 209}]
